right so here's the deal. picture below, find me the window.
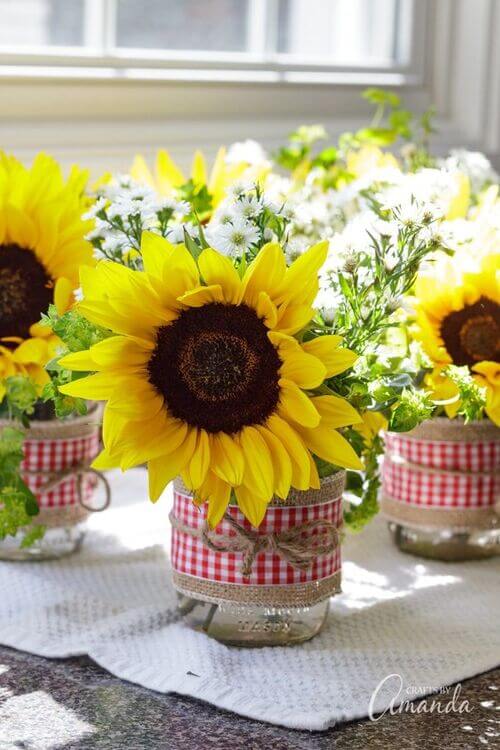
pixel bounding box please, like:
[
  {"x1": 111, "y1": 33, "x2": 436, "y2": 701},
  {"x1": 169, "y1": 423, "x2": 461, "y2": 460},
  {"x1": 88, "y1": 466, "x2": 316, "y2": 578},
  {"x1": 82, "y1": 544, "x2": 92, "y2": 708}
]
[{"x1": 0, "y1": 0, "x2": 420, "y2": 82}]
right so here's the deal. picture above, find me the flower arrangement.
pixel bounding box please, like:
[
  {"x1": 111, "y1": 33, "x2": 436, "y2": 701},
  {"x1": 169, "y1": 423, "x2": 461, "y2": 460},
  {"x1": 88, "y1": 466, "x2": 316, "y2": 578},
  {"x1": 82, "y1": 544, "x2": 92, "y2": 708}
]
[
  {"x1": 408, "y1": 251, "x2": 499, "y2": 425},
  {"x1": 0, "y1": 152, "x2": 97, "y2": 547},
  {"x1": 57, "y1": 237, "x2": 364, "y2": 527},
  {"x1": 47, "y1": 155, "x2": 446, "y2": 536}
]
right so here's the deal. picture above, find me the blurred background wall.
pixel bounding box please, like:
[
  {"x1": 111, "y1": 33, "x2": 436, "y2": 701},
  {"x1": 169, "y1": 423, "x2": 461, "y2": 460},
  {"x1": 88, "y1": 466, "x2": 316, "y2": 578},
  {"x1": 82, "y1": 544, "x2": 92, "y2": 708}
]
[{"x1": 0, "y1": 0, "x2": 498, "y2": 175}]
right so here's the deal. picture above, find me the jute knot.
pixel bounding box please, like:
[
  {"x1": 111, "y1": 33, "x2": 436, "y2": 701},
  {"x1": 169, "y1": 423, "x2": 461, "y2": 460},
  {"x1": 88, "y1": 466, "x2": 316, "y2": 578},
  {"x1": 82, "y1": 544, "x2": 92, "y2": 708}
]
[
  {"x1": 171, "y1": 510, "x2": 340, "y2": 578},
  {"x1": 25, "y1": 460, "x2": 111, "y2": 512}
]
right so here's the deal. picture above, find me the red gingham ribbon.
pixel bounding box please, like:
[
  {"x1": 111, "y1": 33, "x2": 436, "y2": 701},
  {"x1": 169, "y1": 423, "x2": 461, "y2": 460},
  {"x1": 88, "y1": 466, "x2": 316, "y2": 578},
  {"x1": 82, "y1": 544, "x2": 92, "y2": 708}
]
[
  {"x1": 22, "y1": 433, "x2": 101, "y2": 509},
  {"x1": 171, "y1": 489, "x2": 343, "y2": 586},
  {"x1": 382, "y1": 432, "x2": 500, "y2": 509}
]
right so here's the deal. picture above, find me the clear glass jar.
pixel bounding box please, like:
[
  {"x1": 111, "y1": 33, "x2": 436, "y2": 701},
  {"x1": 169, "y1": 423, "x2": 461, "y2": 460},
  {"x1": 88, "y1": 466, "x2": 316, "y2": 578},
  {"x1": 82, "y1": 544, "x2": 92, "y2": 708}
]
[
  {"x1": 0, "y1": 523, "x2": 86, "y2": 561},
  {"x1": 388, "y1": 522, "x2": 500, "y2": 562},
  {"x1": 177, "y1": 594, "x2": 330, "y2": 647}
]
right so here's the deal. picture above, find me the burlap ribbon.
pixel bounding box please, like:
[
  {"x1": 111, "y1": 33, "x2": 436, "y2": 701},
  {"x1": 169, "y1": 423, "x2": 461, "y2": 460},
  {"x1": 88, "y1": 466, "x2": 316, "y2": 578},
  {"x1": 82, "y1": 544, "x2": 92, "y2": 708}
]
[{"x1": 170, "y1": 510, "x2": 340, "y2": 578}]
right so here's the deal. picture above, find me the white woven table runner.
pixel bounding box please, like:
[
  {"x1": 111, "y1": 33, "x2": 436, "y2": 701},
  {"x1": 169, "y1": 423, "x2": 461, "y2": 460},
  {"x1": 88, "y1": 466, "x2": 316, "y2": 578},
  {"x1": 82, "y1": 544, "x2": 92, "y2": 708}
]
[{"x1": 0, "y1": 469, "x2": 498, "y2": 731}]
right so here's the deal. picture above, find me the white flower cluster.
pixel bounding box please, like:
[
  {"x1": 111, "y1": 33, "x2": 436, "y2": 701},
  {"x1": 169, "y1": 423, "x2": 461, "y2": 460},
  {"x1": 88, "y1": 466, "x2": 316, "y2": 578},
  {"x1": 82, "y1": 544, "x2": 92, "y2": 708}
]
[
  {"x1": 83, "y1": 177, "x2": 192, "y2": 265},
  {"x1": 310, "y1": 181, "x2": 450, "y2": 323},
  {"x1": 205, "y1": 182, "x2": 288, "y2": 258},
  {"x1": 441, "y1": 149, "x2": 499, "y2": 195}
]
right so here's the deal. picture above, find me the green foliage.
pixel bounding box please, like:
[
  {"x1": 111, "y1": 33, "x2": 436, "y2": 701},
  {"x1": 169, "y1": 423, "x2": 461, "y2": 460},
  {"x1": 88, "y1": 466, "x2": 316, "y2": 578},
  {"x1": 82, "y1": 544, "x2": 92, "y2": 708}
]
[
  {"x1": 274, "y1": 87, "x2": 437, "y2": 184},
  {"x1": 0, "y1": 376, "x2": 38, "y2": 426},
  {"x1": 446, "y1": 365, "x2": 487, "y2": 422},
  {"x1": 274, "y1": 125, "x2": 331, "y2": 173},
  {"x1": 389, "y1": 389, "x2": 435, "y2": 432},
  {"x1": 41, "y1": 305, "x2": 110, "y2": 353},
  {"x1": 343, "y1": 432, "x2": 384, "y2": 532},
  {"x1": 322, "y1": 216, "x2": 447, "y2": 356},
  {"x1": 41, "y1": 374, "x2": 88, "y2": 420},
  {"x1": 40, "y1": 305, "x2": 111, "y2": 417},
  {"x1": 176, "y1": 180, "x2": 213, "y2": 221},
  {"x1": 0, "y1": 426, "x2": 40, "y2": 543}
]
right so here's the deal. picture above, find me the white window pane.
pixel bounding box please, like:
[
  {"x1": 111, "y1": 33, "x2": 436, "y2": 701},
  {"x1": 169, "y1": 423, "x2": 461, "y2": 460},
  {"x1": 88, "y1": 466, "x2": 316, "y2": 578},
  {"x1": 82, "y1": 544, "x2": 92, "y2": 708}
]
[
  {"x1": 277, "y1": 0, "x2": 401, "y2": 64},
  {"x1": 116, "y1": 0, "x2": 250, "y2": 52},
  {"x1": 0, "y1": 0, "x2": 84, "y2": 47}
]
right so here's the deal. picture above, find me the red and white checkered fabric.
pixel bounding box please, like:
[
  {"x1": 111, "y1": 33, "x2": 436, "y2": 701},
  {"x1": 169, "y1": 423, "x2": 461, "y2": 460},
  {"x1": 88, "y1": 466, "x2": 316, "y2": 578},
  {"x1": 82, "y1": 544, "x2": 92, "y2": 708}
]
[
  {"x1": 171, "y1": 490, "x2": 343, "y2": 586},
  {"x1": 22, "y1": 433, "x2": 100, "y2": 509},
  {"x1": 382, "y1": 432, "x2": 500, "y2": 509}
]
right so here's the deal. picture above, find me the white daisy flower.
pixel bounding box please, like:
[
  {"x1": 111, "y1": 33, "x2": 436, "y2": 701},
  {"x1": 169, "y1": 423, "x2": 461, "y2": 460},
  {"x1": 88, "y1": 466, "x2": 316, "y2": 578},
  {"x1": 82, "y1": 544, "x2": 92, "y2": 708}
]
[
  {"x1": 232, "y1": 195, "x2": 263, "y2": 221},
  {"x1": 211, "y1": 218, "x2": 260, "y2": 257}
]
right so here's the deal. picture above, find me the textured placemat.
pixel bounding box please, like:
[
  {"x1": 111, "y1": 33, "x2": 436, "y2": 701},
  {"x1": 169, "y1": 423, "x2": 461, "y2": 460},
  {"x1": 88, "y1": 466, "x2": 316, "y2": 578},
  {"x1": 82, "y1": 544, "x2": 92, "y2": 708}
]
[{"x1": 0, "y1": 470, "x2": 498, "y2": 731}]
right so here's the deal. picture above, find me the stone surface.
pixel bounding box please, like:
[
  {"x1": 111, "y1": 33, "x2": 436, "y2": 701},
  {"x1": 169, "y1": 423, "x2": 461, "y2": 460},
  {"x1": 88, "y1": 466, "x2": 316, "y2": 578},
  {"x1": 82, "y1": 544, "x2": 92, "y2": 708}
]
[{"x1": 0, "y1": 645, "x2": 498, "y2": 749}]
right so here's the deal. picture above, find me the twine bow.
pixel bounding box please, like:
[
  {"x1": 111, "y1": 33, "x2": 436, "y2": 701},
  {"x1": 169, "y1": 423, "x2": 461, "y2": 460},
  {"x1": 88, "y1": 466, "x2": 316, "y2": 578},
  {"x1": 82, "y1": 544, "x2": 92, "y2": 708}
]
[
  {"x1": 25, "y1": 459, "x2": 111, "y2": 512},
  {"x1": 170, "y1": 510, "x2": 340, "y2": 578}
]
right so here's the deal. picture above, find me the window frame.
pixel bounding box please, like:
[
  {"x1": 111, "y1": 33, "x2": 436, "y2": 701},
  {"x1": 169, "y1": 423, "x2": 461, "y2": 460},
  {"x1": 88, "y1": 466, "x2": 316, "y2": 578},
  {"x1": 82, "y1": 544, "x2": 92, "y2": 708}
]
[{"x1": 0, "y1": 0, "x2": 426, "y2": 86}]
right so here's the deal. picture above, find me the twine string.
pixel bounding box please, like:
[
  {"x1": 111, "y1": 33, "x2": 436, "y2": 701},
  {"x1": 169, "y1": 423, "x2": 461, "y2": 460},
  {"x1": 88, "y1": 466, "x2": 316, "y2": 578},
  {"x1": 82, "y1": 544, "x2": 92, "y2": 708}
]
[
  {"x1": 170, "y1": 510, "x2": 340, "y2": 578},
  {"x1": 25, "y1": 460, "x2": 111, "y2": 512}
]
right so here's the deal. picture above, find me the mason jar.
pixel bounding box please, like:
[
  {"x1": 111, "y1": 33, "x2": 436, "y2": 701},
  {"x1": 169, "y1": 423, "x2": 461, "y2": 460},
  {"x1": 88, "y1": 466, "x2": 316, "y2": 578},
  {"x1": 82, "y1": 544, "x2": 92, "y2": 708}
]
[
  {"x1": 381, "y1": 418, "x2": 500, "y2": 562},
  {"x1": 170, "y1": 472, "x2": 345, "y2": 646}
]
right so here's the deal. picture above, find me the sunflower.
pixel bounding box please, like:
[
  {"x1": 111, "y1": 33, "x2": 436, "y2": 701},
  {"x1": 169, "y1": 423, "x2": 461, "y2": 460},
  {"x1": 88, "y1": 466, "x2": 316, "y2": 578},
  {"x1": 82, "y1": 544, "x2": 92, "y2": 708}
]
[
  {"x1": 0, "y1": 152, "x2": 95, "y2": 400},
  {"x1": 59, "y1": 236, "x2": 363, "y2": 526},
  {"x1": 413, "y1": 252, "x2": 500, "y2": 425},
  {"x1": 130, "y1": 147, "x2": 267, "y2": 216}
]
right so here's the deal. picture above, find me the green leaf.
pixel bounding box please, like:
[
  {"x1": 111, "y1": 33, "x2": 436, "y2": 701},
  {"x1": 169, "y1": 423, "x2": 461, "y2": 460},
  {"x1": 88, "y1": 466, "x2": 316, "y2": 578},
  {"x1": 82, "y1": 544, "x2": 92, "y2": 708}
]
[
  {"x1": 183, "y1": 227, "x2": 202, "y2": 260},
  {"x1": 356, "y1": 127, "x2": 398, "y2": 146},
  {"x1": 362, "y1": 88, "x2": 400, "y2": 108},
  {"x1": 20, "y1": 525, "x2": 45, "y2": 549}
]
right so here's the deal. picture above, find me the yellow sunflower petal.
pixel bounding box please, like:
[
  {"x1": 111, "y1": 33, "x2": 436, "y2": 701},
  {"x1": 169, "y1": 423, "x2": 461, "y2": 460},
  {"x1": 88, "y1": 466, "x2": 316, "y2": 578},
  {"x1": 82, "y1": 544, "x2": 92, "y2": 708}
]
[
  {"x1": 91, "y1": 448, "x2": 120, "y2": 471},
  {"x1": 278, "y1": 378, "x2": 321, "y2": 428},
  {"x1": 155, "y1": 149, "x2": 186, "y2": 191},
  {"x1": 296, "y1": 424, "x2": 363, "y2": 471},
  {"x1": 211, "y1": 432, "x2": 245, "y2": 486},
  {"x1": 238, "y1": 426, "x2": 274, "y2": 501},
  {"x1": 275, "y1": 241, "x2": 328, "y2": 307},
  {"x1": 148, "y1": 428, "x2": 197, "y2": 502},
  {"x1": 301, "y1": 336, "x2": 355, "y2": 377},
  {"x1": 182, "y1": 429, "x2": 211, "y2": 490},
  {"x1": 275, "y1": 304, "x2": 315, "y2": 336},
  {"x1": 240, "y1": 242, "x2": 287, "y2": 307},
  {"x1": 200, "y1": 472, "x2": 231, "y2": 528},
  {"x1": 178, "y1": 284, "x2": 223, "y2": 307},
  {"x1": 53, "y1": 276, "x2": 75, "y2": 316},
  {"x1": 255, "y1": 425, "x2": 292, "y2": 500},
  {"x1": 11, "y1": 338, "x2": 48, "y2": 365},
  {"x1": 311, "y1": 395, "x2": 362, "y2": 428},
  {"x1": 256, "y1": 291, "x2": 278, "y2": 328},
  {"x1": 58, "y1": 372, "x2": 119, "y2": 400},
  {"x1": 58, "y1": 349, "x2": 97, "y2": 372},
  {"x1": 140, "y1": 231, "x2": 176, "y2": 280},
  {"x1": 280, "y1": 348, "x2": 326, "y2": 389},
  {"x1": 266, "y1": 414, "x2": 311, "y2": 490},
  {"x1": 89, "y1": 335, "x2": 153, "y2": 369},
  {"x1": 119, "y1": 419, "x2": 189, "y2": 470},
  {"x1": 234, "y1": 485, "x2": 268, "y2": 528},
  {"x1": 198, "y1": 247, "x2": 242, "y2": 303},
  {"x1": 307, "y1": 453, "x2": 321, "y2": 490},
  {"x1": 191, "y1": 150, "x2": 207, "y2": 186}
]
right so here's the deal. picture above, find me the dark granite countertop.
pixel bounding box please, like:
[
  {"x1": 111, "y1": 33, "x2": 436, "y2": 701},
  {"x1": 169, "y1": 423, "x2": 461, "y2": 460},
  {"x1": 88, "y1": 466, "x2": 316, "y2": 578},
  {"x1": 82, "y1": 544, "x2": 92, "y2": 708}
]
[{"x1": 0, "y1": 645, "x2": 498, "y2": 750}]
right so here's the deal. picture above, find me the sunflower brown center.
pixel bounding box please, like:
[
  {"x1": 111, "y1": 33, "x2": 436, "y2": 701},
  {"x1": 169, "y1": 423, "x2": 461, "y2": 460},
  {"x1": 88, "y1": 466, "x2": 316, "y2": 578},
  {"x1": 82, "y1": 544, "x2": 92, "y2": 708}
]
[
  {"x1": 440, "y1": 296, "x2": 500, "y2": 366},
  {"x1": 0, "y1": 244, "x2": 53, "y2": 341},
  {"x1": 147, "y1": 303, "x2": 281, "y2": 434}
]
